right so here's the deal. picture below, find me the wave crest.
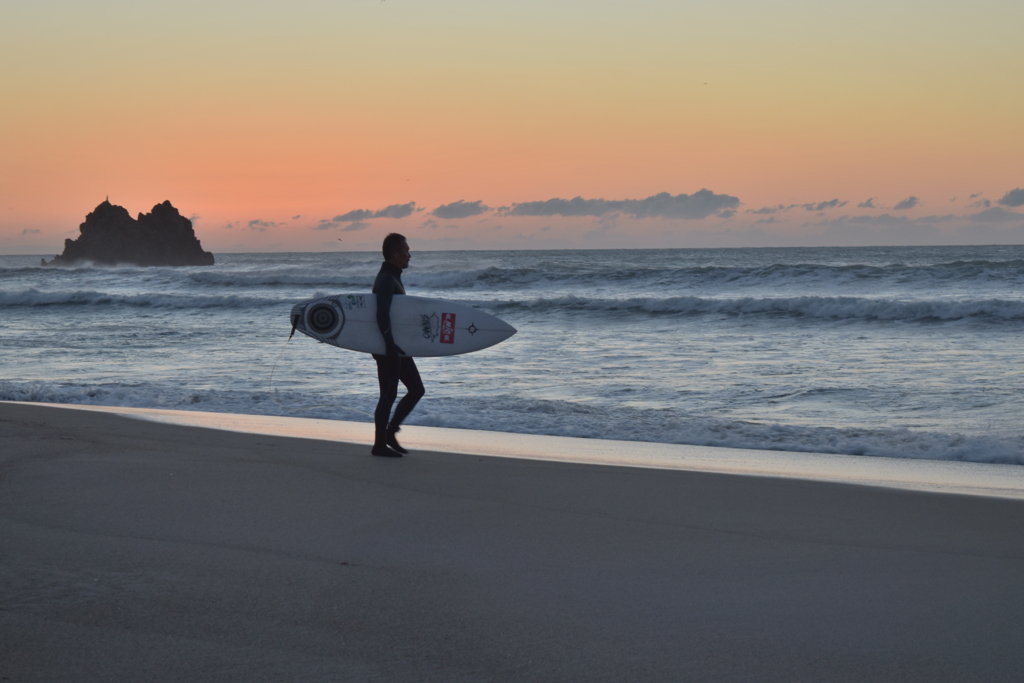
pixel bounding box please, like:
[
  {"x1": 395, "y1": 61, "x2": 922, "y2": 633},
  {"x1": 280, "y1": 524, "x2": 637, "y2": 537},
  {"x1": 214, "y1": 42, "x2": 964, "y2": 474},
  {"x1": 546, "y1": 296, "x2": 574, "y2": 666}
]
[
  {"x1": 0, "y1": 288, "x2": 280, "y2": 309},
  {"x1": 491, "y1": 294, "x2": 1024, "y2": 321}
]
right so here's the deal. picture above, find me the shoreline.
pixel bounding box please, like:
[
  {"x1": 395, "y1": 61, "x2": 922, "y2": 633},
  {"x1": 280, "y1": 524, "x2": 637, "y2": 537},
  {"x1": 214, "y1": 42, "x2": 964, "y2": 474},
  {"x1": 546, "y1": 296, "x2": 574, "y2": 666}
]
[{"x1": 7, "y1": 400, "x2": 1024, "y2": 499}]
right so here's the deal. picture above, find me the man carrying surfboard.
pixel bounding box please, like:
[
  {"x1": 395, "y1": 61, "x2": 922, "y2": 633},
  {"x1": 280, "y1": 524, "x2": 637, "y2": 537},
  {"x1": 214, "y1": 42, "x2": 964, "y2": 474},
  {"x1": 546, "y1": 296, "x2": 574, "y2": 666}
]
[{"x1": 370, "y1": 233, "x2": 425, "y2": 457}]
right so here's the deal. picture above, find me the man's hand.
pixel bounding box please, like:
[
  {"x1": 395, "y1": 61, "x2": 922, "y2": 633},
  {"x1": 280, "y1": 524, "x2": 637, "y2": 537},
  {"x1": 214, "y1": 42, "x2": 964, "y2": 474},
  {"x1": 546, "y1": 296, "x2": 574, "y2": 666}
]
[{"x1": 386, "y1": 342, "x2": 406, "y2": 357}]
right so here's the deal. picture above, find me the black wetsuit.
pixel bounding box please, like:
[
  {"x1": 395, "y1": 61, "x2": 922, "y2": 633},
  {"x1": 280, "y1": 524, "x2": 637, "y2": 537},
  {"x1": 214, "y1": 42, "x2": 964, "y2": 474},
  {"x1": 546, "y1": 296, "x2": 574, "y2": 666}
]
[{"x1": 372, "y1": 262, "x2": 425, "y2": 444}]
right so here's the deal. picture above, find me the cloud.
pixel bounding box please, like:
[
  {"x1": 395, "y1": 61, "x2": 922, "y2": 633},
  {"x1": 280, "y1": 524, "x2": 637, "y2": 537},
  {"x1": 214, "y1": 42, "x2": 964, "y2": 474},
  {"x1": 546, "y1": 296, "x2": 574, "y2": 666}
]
[
  {"x1": 749, "y1": 199, "x2": 847, "y2": 214},
  {"x1": 333, "y1": 209, "x2": 373, "y2": 222},
  {"x1": 247, "y1": 219, "x2": 277, "y2": 231},
  {"x1": 431, "y1": 200, "x2": 490, "y2": 219},
  {"x1": 893, "y1": 196, "x2": 919, "y2": 210},
  {"x1": 998, "y1": 188, "x2": 1024, "y2": 208},
  {"x1": 21, "y1": 228, "x2": 41, "y2": 235},
  {"x1": 377, "y1": 202, "x2": 418, "y2": 218},
  {"x1": 970, "y1": 207, "x2": 1022, "y2": 223},
  {"x1": 755, "y1": 216, "x2": 776, "y2": 224},
  {"x1": 502, "y1": 196, "x2": 604, "y2": 217},
  {"x1": 972, "y1": 199, "x2": 992, "y2": 208},
  {"x1": 802, "y1": 199, "x2": 847, "y2": 211},
  {"x1": 969, "y1": 192, "x2": 983, "y2": 199},
  {"x1": 857, "y1": 198, "x2": 875, "y2": 208},
  {"x1": 748, "y1": 204, "x2": 796, "y2": 214},
  {"x1": 313, "y1": 219, "x2": 339, "y2": 230},
  {"x1": 189, "y1": 214, "x2": 201, "y2": 223},
  {"x1": 293, "y1": 214, "x2": 302, "y2": 220},
  {"x1": 335, "y1": 202, "x2": 417, "y2": 222},
  {"x1": 718, "y1": 209, "x2": 737, "y2": 218},
  {"x1": 314, "y1": 216, "x2": 374, "y2": 231},
  {"x1": 502, "y1": 189, "x2": 739, "y2": 220}
]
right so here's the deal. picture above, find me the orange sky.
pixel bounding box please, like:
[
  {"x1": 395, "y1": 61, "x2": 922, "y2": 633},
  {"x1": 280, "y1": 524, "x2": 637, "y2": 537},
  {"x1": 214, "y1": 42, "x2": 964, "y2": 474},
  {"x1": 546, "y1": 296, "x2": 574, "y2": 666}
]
[{"x1": 2, "y1": 1, "x2": 1022, "y2": 253}]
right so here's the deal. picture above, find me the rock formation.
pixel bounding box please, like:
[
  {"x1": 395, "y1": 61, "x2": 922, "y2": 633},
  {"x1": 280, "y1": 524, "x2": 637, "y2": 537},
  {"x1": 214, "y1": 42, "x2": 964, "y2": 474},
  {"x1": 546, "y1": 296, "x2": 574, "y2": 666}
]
[{"x1": 46, "y1": 200, "x2": 215, "y2": 266}]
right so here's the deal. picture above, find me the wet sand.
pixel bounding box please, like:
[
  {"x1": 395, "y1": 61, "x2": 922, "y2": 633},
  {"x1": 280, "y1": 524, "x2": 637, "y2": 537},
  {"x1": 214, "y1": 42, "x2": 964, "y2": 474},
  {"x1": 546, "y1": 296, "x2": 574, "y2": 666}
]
[{"x1": 3, "y1": 401, "x2": 1024, "y2": 682}]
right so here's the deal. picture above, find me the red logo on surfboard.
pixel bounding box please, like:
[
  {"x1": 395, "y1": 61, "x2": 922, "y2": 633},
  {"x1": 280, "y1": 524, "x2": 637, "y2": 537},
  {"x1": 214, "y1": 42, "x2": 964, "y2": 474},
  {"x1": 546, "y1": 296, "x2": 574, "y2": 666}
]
[{"x1": 440, "y1": 312, "x2": 455, "y2": 344}]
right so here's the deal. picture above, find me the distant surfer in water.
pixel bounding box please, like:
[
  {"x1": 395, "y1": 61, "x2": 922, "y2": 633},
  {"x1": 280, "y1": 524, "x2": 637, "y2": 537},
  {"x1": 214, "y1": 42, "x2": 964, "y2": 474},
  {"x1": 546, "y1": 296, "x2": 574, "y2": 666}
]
[{"x1": 370, "y1": 233, "x2": 424, "y2": 457}]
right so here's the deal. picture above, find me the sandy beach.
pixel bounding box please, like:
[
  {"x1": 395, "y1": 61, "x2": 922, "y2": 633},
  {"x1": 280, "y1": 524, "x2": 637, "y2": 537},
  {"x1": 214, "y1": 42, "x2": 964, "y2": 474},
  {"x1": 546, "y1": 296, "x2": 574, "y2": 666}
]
[{"x1": 3, "y1": 401, "x2": 1024, "y2": 682}]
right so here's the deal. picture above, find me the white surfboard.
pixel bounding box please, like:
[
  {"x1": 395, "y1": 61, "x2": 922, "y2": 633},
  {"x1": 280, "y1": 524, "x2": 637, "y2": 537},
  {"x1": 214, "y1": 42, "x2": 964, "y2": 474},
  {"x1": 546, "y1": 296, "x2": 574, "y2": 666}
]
[{"x1": 290, "y1": 294, "x2": 516, "y2": 357}]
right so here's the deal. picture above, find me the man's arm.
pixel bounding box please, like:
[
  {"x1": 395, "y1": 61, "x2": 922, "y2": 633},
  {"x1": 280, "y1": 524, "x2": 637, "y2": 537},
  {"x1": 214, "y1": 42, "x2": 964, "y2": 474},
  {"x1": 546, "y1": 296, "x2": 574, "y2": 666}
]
[{"x1": 375, "y1": 278, "x2": 404, "y2": 356}]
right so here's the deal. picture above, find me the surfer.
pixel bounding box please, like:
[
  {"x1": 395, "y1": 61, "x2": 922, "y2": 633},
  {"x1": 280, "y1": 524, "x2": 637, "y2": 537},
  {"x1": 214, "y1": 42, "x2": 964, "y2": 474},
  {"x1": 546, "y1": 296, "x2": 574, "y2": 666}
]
[{"x1": 370, "y1": 233, "x2": 425, "y2": 457}]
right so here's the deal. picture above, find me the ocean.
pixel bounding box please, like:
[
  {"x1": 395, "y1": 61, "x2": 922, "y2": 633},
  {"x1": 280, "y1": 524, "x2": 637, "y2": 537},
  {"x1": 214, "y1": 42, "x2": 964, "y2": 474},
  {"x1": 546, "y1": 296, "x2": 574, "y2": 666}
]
[{"x1": 3, "y1": 246, "x2": 1024, "y2": 464}]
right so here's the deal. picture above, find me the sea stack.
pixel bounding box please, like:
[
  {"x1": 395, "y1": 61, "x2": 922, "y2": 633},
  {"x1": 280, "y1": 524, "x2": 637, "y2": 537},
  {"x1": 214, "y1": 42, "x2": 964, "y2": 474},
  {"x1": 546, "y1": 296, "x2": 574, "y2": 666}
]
[{"x1": 45, "y1": 200, "x2": 215, "y2": 266}]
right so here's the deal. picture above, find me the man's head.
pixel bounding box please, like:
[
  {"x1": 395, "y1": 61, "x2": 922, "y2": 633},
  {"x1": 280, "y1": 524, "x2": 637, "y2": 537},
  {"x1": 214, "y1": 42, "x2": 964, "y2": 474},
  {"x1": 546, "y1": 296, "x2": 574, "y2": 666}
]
[{"x1": 382, "y1": 233, "x2": 410, "y2": 270}]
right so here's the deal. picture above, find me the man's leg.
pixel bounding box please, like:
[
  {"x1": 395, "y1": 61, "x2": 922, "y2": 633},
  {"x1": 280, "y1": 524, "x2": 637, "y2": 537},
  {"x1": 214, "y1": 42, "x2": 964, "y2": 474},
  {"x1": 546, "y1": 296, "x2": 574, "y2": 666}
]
[
  {"x1": 372, "y1": 354, "x2": 402, "y2": 456},
  {"x1": 385, "y1": 357, "x2": 425, "y2": 454},
  {"x1": 388, "y1": 357, "x2": 425, "y2": 430}
]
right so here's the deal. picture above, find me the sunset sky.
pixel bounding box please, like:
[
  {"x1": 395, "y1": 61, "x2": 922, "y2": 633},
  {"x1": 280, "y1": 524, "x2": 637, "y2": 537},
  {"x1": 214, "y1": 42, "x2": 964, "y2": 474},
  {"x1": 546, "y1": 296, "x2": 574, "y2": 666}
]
[{"x1": 2, "y1": 0, "x2": 1022, "y2": 253}]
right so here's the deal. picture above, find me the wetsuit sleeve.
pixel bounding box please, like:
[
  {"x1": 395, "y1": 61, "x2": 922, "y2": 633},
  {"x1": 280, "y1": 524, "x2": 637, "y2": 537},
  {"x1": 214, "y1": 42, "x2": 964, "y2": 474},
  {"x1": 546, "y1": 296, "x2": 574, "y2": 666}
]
[{"x1": 375, "y1": 277, "x2": 397, "y2": 348}]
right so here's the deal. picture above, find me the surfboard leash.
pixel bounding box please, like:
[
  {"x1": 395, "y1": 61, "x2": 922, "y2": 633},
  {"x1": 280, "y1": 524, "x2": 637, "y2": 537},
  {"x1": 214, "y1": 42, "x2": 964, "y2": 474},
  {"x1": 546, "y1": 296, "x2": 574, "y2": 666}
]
[
  {"x1": 268, "y1": 328, "x2": 376, "y2": 420},
  {"x1": 267, "y1": 334, "x2": 292, "y2": 396}
]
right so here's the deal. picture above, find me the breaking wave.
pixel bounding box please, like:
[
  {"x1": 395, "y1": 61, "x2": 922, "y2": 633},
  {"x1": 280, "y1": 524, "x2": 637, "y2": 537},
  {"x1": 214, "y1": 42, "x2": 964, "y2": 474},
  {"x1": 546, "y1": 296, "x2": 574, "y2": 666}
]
[
  {"x1": 492, "y1": 294, "x2": 1024, "y2": 322},
  {"x1": 7, "y1": 286, "x2": 1024, "y2": 325},
  {"x1": 0, "y1": 288, "x2": 284, "y2": 309}
]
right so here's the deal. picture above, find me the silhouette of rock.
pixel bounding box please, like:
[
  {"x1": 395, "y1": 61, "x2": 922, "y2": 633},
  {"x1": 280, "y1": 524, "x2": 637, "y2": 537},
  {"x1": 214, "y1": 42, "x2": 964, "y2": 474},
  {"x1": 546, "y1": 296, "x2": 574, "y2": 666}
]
[{"x1": 45, "y1": 200, "x2": 215, "y2": 266}]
